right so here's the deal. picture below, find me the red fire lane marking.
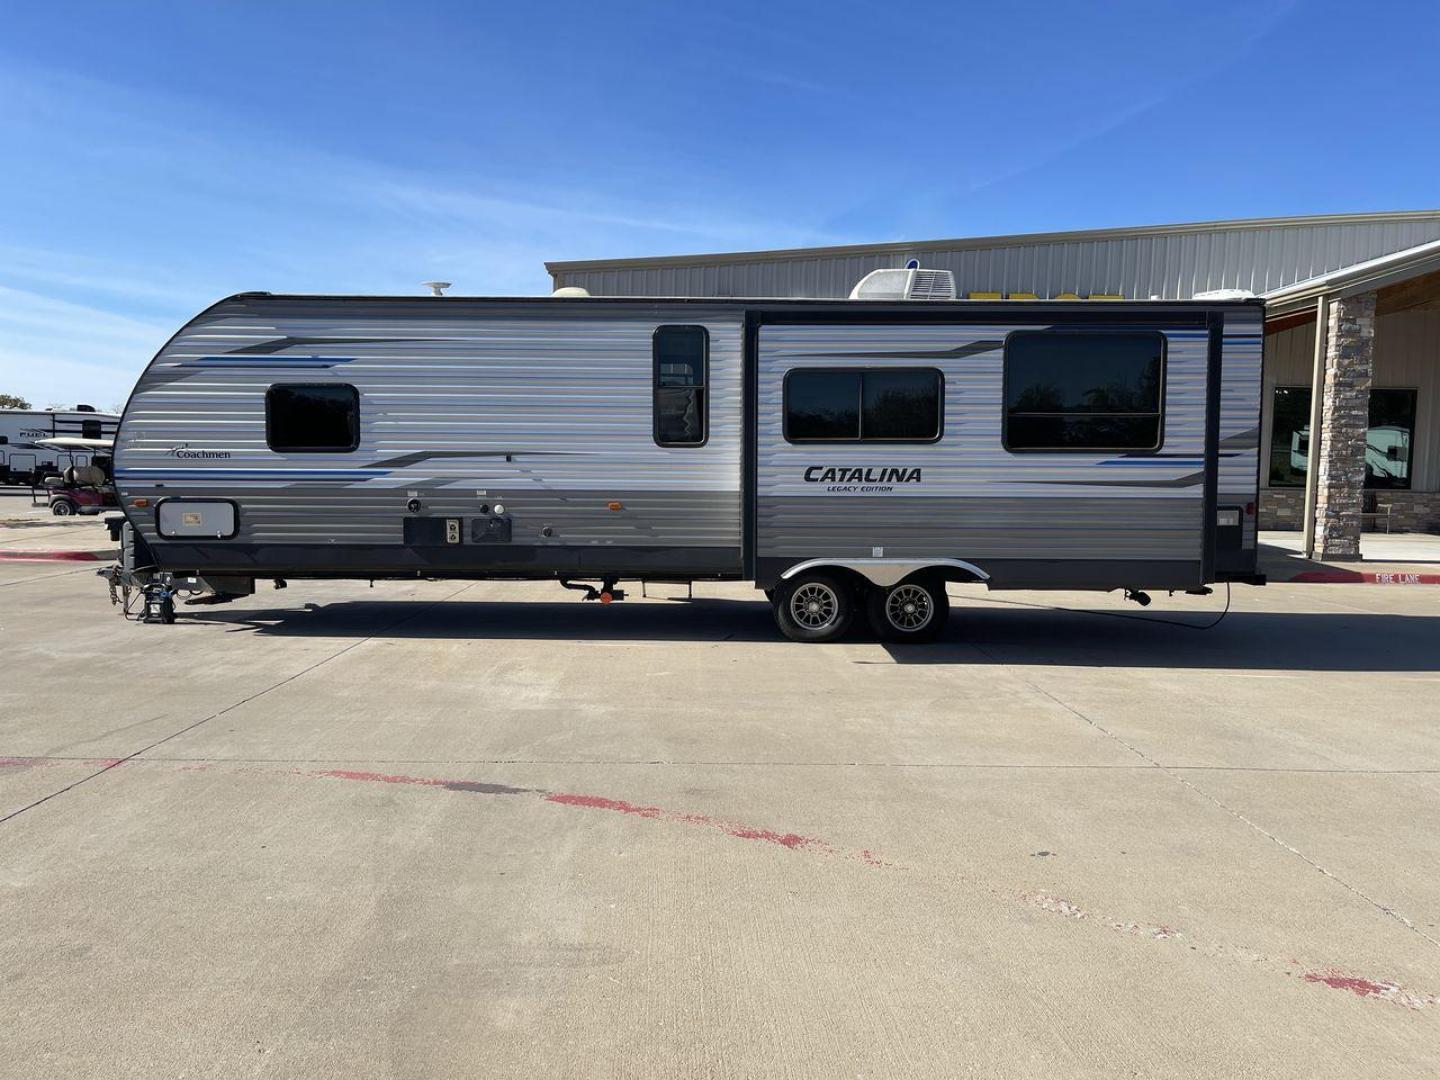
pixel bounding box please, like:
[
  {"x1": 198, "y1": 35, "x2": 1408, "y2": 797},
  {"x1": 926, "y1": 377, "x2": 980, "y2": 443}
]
[
  {"x1": 0, "y1": 550, "x2": 104, "y2": 562},
  {"x1": 1289, "y1": 570, "x2": 1440, "y2": 585}
]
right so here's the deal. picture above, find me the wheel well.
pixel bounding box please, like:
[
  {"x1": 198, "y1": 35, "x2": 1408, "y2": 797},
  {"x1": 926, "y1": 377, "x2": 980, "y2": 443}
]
[
  {"x1": 778, "y1": 559, "x2": 987, "y2": 591},
  {"x1": 815, "y1": 565, "x2": 872, "y2": 596}
]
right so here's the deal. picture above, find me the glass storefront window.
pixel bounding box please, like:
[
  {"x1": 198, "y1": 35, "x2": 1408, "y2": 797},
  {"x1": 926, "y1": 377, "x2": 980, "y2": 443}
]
[{"x1": 1268, "y1": 386, "x2": 1416, "y2": 490}]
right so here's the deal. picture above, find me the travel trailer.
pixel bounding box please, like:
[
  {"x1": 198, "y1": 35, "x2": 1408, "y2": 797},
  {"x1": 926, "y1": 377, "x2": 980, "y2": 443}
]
[
  {"x1": 0, "y1": 407, "x2": 119, "y2": 486},
  {"x1": 99, "y1": 285, "x2": 1265, "y2": 640}
]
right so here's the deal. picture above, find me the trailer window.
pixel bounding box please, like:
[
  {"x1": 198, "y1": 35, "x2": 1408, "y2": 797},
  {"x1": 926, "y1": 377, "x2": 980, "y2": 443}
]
[
  {"x1": 81, "y1": 419, "x2": 103, "y2": 439},
  {"x1": 653, "y1": 326, "x2": 708, "y2": 446},
  {"x1": 784, "y1": 368, "x2": 942, "y2": 442},
  {"x1": 266, "y1": 384, "x2": 360, "y2": 452},
  {"x1": 1003, "y1": 331, "x2": 1164, "y2": 451}
]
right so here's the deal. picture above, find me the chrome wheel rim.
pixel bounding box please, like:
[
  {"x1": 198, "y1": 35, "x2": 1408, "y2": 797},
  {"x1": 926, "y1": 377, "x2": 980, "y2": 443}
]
[
  {"x1": 886, "y1": 584, "x2": 934, "y2": 631},
  {"x1": 790, "y1": 583, "x2": 840, "y2": 630}
]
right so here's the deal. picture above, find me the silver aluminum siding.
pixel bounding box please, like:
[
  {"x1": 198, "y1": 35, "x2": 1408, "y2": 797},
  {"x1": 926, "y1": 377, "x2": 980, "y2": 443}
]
[
  {"x1": 755, "y1": 323, "x2": 1209, "y2": 564},
  {"x1": 114, "y1": 298, "x2": 743, "y2": 556},
  {"x1": 1219, "y1": 310, "x2": 1264, "y2": 548}
]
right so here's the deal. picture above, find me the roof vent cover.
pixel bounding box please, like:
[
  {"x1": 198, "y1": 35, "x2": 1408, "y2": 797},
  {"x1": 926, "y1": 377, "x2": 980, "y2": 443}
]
[{"x1": 848, "y1": 267, "x2": 957, "y2": 301}]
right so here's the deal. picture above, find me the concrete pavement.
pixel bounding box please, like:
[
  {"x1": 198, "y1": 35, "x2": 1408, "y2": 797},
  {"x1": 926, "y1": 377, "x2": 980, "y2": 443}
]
[{"x1": 1, "y1": 504, "x2": 1438, "y2": 1077}]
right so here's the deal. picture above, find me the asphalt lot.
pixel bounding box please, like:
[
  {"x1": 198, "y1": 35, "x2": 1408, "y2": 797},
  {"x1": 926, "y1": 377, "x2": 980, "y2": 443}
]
[{"x1": 2, "y1": 495, "x2": 1438, "y2": 1077}]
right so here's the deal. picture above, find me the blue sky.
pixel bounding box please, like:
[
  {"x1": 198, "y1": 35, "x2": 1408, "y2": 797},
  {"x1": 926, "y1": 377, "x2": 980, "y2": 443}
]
[{"x1": 1, "y1": 0, "x2": 1436, "y2": 408}]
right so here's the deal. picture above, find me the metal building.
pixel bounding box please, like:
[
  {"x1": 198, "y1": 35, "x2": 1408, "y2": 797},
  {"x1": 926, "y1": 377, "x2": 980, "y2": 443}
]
[{"x1": 549, "y1": 210, "x2": 1440, "y2": 558}]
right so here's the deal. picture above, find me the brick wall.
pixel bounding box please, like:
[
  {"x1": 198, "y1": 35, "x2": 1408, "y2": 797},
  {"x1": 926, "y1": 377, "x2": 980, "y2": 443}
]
[
  {"x1": 1260, "y1": 488, "x2": 1440, "y2": 533},
  {"x1": 1259, "y1": 489, "x2": 1305, "y2": 530}
]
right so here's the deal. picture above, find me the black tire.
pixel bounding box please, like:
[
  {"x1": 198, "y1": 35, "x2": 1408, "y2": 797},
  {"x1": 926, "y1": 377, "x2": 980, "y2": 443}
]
[
  {"x1": 866, "y1": 577, "x2": 949, "y2": 643},
  {"x1": 773, "y1": 573, "x2": 855, "y2": 643},
  {"x1": 51, "y1": 498, "x2": 77, "y2": 516}
]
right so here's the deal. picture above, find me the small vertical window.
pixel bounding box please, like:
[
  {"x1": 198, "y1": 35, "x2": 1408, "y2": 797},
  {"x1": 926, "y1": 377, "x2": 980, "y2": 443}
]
[
  {"x1": 81, "y1": 419, "x2": 103, "y2": 439},
  {"x1": 266, "y1": 384, "x2": 360, "y2": 452},
  {"x1": 653, "y1": 326, "x2": 708, "y2": 446}
]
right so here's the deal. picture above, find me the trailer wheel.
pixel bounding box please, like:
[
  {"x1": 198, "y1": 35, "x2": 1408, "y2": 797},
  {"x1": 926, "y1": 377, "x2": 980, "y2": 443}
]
[
  {"x1": 867, "y1": 577, "x2": 949, "y2": 643},
  {"x1": 773, "y1": 573, "x2": 854, "y2": 643}
]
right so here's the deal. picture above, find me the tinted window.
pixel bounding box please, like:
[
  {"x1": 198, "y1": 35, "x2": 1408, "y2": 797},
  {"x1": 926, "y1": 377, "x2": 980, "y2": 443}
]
[
  {"x1": 81, "y1": 419, "x2": 103, "y2": 439},
  {"x1": 863, "y1": 370, "x2": 942, "y2": 440},
  {"x1": 1368, "y1": 388, "x2": 1416, "y2": 489},
  {"x1": 1004, "y1": 332, "x2": 1164, "y2": 451},
  {"x1": 1269, "y1": 385, "x2": 1415, "y2": 490},
  {"x1": 653, "y1": 326, "x2": 707, "y2": 446},
  {"x1": 785, "y1": 369, "x2": 941, "y2": 442},
  {"x1": 266, "y1": 384, "x2": 359, "y2": 452},
  {"x1": 786, "y1": 371, "x2": 861, "y2": 440},
  {"x1": 1268, "y1": 386, "x2": 1311, "y2": 487}
]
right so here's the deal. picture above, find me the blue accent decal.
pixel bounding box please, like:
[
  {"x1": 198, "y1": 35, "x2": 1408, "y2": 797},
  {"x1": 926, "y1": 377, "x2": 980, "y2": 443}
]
[{"x1": 115, "y1": 467, "x2": 389, "y2": 479}]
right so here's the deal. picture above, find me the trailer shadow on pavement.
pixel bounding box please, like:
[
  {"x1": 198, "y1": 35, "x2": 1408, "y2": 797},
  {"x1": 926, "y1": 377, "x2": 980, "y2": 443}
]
[
  {"x1": 880, "y1": 603, "x2": 1440, "y2": 671},
  {"x1": 176, "y1": 596, "x2": 1440, "y2": 673}
]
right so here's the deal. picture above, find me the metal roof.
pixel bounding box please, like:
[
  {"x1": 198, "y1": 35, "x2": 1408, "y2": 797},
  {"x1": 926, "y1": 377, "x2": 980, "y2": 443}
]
[
  {"x1": 1263, "y1": 237, "x2": 1440, "y2": 314},
  {"x1": 547, "y1": 210, "x2": 1440, "y2": 302}
]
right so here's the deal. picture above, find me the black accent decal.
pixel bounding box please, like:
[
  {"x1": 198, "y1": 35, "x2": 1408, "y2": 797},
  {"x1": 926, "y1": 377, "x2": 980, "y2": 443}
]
[
  {"x1": 1010, "y1": 473, "x2": 1204, "y2": 489},
  {"x1": 785, "y1": 339, "x2": 1004, "y2": 361},
  {"x1": 367, "y1": 449, "x2": 580, "y2": 468},
  {"x1": 1218, "y1": 426, "x2": 1260, "y2": 448},
  {"x1": 230, "y1": 335, "x2": 426, "y2": 355}
]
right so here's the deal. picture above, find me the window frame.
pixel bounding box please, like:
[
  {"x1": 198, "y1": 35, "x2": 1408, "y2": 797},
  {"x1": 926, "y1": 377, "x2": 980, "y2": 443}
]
[
  {"x1": 265, "y1": 383, "x2": 361, "y2": 454},
  {"x1": 651, "y1": 324, "x2": 710, "y2": 448},
  {"x1": 782, "y1": 366, "x2": 945, "y2": 445},
  {"x1": 1000, "y1": 329, "x2": 1168, "y2": 454}
]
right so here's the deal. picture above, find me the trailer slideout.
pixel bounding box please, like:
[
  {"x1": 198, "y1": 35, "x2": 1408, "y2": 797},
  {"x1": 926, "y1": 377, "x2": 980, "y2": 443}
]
[{"x1": 100, "y1": 292, "x2": 1264, "y2": 641}]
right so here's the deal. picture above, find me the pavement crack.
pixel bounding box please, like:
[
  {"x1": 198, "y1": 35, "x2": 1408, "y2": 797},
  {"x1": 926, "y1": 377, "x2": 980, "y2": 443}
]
[{"x1": 969, "y1": 639, "x2": 1440, "y2": 952}]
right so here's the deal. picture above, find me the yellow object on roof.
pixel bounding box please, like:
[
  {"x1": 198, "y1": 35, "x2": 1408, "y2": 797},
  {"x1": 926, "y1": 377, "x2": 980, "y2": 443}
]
[
  {"x1": 1054, "y1": 292, "x2": 1081, "y2": 300},
  {"x1": 1007, "y1": 292, "x2": 1039, "y2": 300},
  {"x1": 968, "y1": 291, "x2": 1003, "y2": 300},
  {"x1": 1089, "y1": 293, "x2": 1125, "y2": 300}
]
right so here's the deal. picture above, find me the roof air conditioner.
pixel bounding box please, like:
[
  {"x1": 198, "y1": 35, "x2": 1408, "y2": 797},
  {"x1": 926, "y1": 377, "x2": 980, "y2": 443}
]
[{"x1": 848, "y1": 267, "x2": 957, "y2": 301}]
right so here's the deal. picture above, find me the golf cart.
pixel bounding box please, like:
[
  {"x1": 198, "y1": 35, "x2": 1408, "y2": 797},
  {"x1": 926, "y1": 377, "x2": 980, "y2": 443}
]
[{"x1": 35, "y1": 437, "x2": 118, "y2": 516}]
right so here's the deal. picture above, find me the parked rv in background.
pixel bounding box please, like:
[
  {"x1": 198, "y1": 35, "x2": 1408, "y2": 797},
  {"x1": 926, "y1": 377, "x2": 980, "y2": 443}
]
[
  {"x1": 0, "y1": 407, "x2": 120, "y2": 486},
  {"x1": 99, "y1": 286, "x2": 1265, "y2": 639}
]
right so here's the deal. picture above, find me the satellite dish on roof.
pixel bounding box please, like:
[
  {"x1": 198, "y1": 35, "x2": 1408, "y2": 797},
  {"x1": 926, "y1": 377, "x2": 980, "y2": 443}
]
[{"x1": 421, "y1": 281, "x2": 452, "y2": 296}]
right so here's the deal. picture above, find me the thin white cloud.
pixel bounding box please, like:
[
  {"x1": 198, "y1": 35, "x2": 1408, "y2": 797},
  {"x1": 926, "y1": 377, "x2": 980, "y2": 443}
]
[
  {"x1": 0, "y1": 286, "x2": 171, "y2": 407},
  {"x1": 0, "y1": 57, "x2": 860, "y2": 405}
]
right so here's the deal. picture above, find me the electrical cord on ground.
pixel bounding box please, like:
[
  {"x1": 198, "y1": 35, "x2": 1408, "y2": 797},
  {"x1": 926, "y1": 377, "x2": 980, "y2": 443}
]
[{"x1": 961, "y1": 580, "x2": 1232, "y2": 631}]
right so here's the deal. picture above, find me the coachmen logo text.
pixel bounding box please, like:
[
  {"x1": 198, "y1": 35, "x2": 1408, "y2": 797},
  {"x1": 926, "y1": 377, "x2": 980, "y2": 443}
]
[
  {"x1": 803, "y1": 466, "x2": 921, "y2": 493},
  {"x1": 168, "y1": 444, "x2": 232, "y2": 460}
]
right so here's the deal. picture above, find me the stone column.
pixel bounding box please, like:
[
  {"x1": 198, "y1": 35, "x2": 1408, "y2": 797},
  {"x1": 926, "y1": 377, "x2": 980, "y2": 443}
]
[{"x1": 1313, "y1": 291, "x2": 1376, "y2": 560}]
